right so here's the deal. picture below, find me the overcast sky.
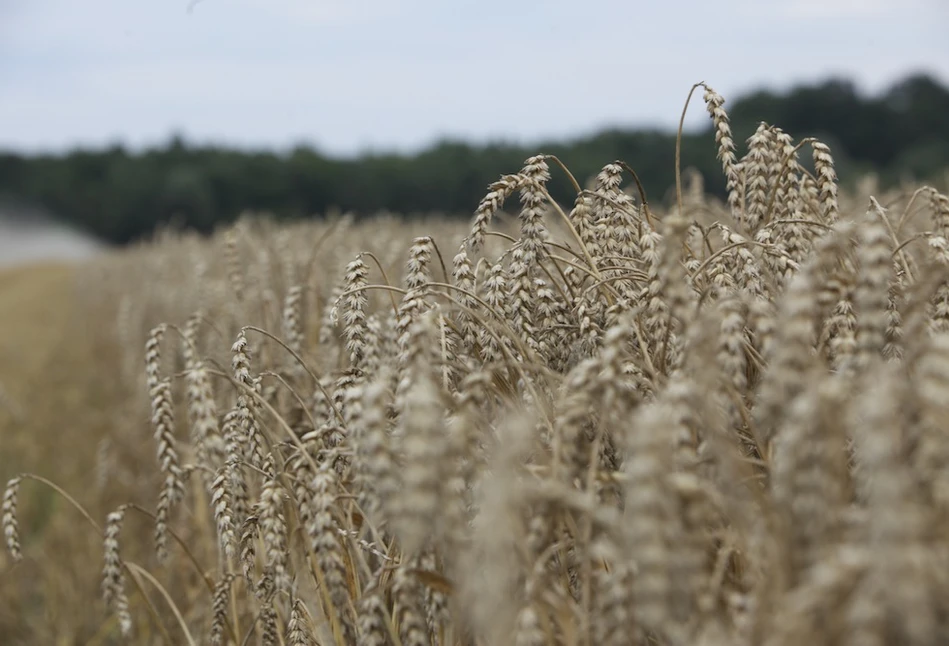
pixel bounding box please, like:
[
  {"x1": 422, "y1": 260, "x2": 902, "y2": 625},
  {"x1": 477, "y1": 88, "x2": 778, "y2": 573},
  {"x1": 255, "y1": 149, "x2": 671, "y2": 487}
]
[{"x1": 2, "y1": 0, "x2": 947, "y2": 156}]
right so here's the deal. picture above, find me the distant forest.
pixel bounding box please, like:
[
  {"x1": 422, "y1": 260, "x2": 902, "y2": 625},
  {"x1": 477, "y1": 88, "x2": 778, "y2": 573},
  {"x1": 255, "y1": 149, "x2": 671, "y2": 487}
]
[{"x1": 1, "y1": 74, "x2": 947, "y2": 244}]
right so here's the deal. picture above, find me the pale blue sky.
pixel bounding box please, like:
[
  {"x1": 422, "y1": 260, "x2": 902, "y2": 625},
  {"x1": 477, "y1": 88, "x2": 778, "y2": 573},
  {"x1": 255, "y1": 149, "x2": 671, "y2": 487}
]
[{"x1": 1, "y1": 0, "x2": 947, "y2": 155}]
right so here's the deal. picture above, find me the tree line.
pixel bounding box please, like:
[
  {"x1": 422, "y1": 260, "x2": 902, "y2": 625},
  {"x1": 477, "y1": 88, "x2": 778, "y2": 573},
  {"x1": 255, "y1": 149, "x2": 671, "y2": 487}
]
[{"x1": 0, "y1": 74, "x2": 946, "y2": 244}]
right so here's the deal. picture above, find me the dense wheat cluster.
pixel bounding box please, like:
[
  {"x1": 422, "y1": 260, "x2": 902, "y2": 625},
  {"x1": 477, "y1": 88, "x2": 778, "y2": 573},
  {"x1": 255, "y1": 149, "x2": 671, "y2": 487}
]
[{"x1": 5, "y1": 85, "x2": 949, "y2": 645}]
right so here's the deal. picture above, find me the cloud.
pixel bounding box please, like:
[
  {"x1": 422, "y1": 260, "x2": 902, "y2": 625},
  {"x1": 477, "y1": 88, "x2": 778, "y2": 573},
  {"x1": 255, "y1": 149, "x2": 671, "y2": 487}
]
[
  {"x1": 227, "y1": 0, "x2": 422, "y2": 24},
  {"x1": 1, "y1": 0, "x2": 947, "y2": 153},
  {"x1": 774, "y1": 0, "x2": 935, "y2": 18}
]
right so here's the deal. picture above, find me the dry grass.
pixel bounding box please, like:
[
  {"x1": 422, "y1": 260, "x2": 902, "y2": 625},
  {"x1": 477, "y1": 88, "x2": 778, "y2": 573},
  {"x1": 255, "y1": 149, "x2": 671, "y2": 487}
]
[{"x1": 3, "y1": 87, "x2": 949, "y2": 645}]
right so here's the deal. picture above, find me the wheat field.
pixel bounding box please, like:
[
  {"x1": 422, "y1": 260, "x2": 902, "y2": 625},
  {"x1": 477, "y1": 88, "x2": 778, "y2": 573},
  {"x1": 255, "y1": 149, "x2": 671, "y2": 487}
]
[{"x1": 3, "y1": 85, "x2": 949, "y2": 645}]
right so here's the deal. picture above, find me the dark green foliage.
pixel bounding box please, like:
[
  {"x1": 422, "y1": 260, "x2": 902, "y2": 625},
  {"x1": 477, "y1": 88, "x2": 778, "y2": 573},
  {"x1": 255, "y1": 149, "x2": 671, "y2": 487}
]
[{"x1": 0, "y1": 74, "x2": 946, "y2": 244}]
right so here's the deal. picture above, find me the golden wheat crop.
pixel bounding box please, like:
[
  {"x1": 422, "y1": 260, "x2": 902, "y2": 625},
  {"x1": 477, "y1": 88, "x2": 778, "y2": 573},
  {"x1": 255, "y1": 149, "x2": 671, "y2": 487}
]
[{"x1": 3, "y1": 84, "x2": 949, "y2": 645}]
